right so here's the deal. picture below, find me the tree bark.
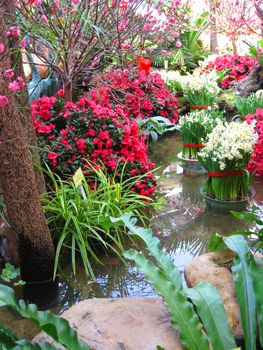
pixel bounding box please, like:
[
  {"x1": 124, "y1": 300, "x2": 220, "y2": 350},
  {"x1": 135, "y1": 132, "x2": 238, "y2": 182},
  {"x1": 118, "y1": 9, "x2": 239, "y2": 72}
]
[
  {"x1": 231, "y1": 37, "x2": 237, "y2": 54},
  {"x1": 209, "y1": 2, "x2": 219, "y2": 53},
  {"x1": 4, "y1": 1, "x2": 47, "y2": 196},
  {"x1": 63, "y1": 79, "x2": 73, "y2": 102},
  {"x1": 0, "y1": 0, "x2": 55, "y2": 282}
]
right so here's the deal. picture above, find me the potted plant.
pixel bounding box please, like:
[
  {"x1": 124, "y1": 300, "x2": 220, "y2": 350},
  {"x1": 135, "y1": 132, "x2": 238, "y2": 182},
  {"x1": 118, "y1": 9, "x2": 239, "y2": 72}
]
[
  {"x1": 198, "y1": 121, "x2": 258, "y2": 213},
  {"x1": 178, "y1": 110, "x2": 224, "y2": 160}
]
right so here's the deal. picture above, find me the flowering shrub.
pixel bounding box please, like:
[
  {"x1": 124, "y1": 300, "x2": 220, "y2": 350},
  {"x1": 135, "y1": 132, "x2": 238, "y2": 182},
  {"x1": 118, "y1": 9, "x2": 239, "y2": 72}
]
[
  {"x1": 31, "y1": 94, "x2": 156, "y2": 196},
  {"x1": 198, "y1": 121, "x2": 258, "y2": 201},
  {"x1": 209, "y1": 54, "x2": 257, "y2": 89},
  {"x1": 245, "y1": 108, "x2": 263, "y2": 176},
  {"x1": 90, "y1": 69, "x2": 179, "y2": 124}
]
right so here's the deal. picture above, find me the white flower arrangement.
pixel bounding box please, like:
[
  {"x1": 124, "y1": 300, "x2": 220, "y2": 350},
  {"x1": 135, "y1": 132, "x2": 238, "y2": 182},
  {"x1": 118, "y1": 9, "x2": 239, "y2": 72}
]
[
  {"x1": 198, "y1": 121, "x2": 257, "y2": 170},
  {"x1": 198, "y1": 121, "x2": 258, "y2": 201},
  {"x1": 179, "y1": 110, "x2": 224, "y2": 159}
]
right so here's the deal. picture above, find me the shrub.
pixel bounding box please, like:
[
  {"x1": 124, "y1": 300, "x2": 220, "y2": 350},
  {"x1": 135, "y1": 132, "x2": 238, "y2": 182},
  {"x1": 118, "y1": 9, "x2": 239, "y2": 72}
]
[
  {"x1": 90, "y1": 69, "x2": 179, "y2": 124},
  {"x1": 245, "y1": 108, "x2": 263, "y2": 176},
  {"x1": 32, "y1": 94, "x2": 156, "y2": 196},
  {"x1": 209, "y1": 54, "x2": 257, "y2": 89}
]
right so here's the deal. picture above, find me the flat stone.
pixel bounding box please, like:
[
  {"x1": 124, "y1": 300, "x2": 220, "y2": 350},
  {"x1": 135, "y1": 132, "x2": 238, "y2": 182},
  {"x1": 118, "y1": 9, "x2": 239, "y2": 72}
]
[
  {"x1": 184, "y1": 251, "x2": 243, "y2": 339},
  {"x1": 33, "y1": 297, "x2": 183, "y2": 350}
]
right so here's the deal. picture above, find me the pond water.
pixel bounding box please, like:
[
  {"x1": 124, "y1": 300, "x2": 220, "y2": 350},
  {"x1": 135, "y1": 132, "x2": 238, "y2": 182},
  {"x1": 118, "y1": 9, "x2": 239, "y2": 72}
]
[{"x1": 1, "y1": 131, "x2": 263, "y2": 339}]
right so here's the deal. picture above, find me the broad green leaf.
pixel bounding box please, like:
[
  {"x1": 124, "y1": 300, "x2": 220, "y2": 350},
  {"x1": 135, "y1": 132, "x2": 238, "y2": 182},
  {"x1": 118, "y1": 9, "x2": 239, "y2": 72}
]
[
  {"x1": 0, "y1": 284, "x2": 17, "y2": 308},
  {"x1": 17, "y1": 302, "x2": 91, "y2": 350},
  {"x1": 124, "y1": 249, "x2": 210, "y2": 350},
  {"x1": 224, "y1": 236, "x2": 256, "y2": 350},
  {"x1": 208, "y1": 233, "x2": 227, "y2": 252},
  {"x1": 113, "y1": 213, "x2": 182, "y2": 289},
  {"x1": 249, "y1": 258, "x2": 263, "y2": 346},
  {"x1": 185, "y1": 281, "x2": 237, "y2": 350}
]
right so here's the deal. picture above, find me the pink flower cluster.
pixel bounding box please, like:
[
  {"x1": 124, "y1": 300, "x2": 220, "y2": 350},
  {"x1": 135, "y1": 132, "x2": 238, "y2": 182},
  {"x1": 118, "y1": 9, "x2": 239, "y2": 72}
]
[
  {"x1": 90, "y1": 69, "x2": 178, "y2": 123},
  {"x1": 31, "y1": 93, "x2": 157, "y2": 196},
  {"x1": 209, "y1": 54, "x2": 257, "y2": 89},
  {"x1": 245, "y1": 108, "x2": 263, "y2": 176}
]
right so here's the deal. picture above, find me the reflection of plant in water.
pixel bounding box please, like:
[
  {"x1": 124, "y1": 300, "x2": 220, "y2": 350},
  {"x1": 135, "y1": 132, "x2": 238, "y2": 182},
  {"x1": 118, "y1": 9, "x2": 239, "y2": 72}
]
[{"x1": 59, "y1": 258, "x2": 154, "y2": 307}]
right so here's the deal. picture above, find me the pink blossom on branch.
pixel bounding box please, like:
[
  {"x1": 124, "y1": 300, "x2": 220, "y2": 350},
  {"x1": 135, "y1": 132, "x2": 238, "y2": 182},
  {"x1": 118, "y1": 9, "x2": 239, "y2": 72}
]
[{"x1": 0, "y1": 95, "x2": 9, "y2": 107}]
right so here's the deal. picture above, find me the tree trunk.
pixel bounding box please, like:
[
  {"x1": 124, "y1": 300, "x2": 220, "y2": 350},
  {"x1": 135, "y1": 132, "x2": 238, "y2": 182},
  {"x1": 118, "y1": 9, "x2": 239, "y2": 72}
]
[
  {"x1": 63, "y1": 79, "x2": 73, "y2": 102},
  {"x1": 231, "y1": 37, "x2": 237, "y2": 54},
  {"x1": 209, "y1": 3, "x2": 219, "y2": 53},
  {"x1": 5, "y1": 1, "x2": 46, "y2": 196},
  {"x1": 0, "y1": 1, "x2": 55, "y2": 283}
]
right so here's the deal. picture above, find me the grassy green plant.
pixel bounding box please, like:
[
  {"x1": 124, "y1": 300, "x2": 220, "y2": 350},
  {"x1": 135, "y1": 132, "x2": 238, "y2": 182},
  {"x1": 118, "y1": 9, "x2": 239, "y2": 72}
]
[
  {"x1": 0, "y1": 283, "x2": 91, "y2": 349},
  {"x1": 112, "y1": 213, "x2": 237, "y2": 350},
  {"x1": 236, "y1": 93, "x2": 263, "y2": 117},
  {"x1": 42, "y1": 163, "x2": 160, "y2": 280},
  {"x1": 184, "y1": 86, "x2": 217, "y2": 107}
]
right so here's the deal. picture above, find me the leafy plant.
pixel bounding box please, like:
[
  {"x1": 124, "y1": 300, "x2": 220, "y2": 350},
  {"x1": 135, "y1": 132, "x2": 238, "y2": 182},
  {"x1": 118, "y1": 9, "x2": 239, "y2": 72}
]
[
  {"x1": 0, "y1": 284, "x2": 91, "y2": 349},
  {"x1": 165, "y1": 79, "x2": 183, "y2": 94},
  {"x1": 229, "y1": 205, "x2": 263, "y2": 252},
  {"x1": 43, "y1": 163, "x2": 159, "y2": 280},
  {"x1": 236, "y1": 93, "x2": 263, "y2": 117},
  {"x1": 112, "y1": 213, "x2": 237, "y2": 350},
  {"x1": 209, "y1": 233, "x2": 263, "y2": 350},
  {"x1": 248, "y1": 39, "x2": 263, "y2": 66},
  {"x1": 137, "y1": 116, "x2": 180, "y2": 142},
  {"x1": 0, "y1": 263, "x2": 25, "y2": 286}
]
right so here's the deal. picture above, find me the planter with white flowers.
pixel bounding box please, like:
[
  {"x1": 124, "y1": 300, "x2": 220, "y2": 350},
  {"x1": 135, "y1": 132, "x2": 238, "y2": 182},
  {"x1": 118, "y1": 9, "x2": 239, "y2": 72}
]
[
  {"x1": 178, "y1": 110, "x2": 224, "y2": 161},
  {"x1": 198, "y1": 121, "x2": 258, "y2": 213}
]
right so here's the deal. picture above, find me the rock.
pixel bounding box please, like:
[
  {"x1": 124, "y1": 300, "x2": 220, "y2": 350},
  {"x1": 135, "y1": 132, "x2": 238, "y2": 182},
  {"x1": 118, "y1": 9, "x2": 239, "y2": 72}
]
[
  {"x1": 33, "y1": 297, "x2": 183, "y2": 350},
  {"x1": 184, "y1": 251, "x2": 243, "y2": 339},
  {"x1": 235, "y1": 63, "x2": 263, "y2": 97}
]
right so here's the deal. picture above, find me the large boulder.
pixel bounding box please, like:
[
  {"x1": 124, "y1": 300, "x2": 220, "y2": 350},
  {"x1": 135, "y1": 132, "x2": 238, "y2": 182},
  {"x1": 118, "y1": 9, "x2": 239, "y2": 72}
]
[
  {"x1": 33, "y1": 297, "x2": 183, "y2": 350},
  {"x1": 184, "y1": 251, "x2": 243, "y2": 339}
]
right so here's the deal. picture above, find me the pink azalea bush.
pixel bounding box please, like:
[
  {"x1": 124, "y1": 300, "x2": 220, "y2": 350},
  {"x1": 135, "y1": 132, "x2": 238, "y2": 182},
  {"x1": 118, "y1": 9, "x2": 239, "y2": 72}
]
[
  {"x1": 32, "y1": 93, "x2": 156, "y2": 196},
  {"x1": 90, "y1": 69, "x2": 179, "y2": 124},
  {"x1": 209, "y1": 54, "x2": 257, "y2": 89},
  {"x1": 245, "y1": 108, "x2": 263, "y2": 176}
]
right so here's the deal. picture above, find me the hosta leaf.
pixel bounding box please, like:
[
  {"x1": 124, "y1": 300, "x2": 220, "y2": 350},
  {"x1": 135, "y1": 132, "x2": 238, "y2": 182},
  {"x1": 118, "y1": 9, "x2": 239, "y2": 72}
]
[
  {"x1": 184, "y1": 281, "x2": 237, "y2": 350},
  {"x1": 124, "y1": 249, "x2": 210, "y2": 350},
  {"x1": 224, "y1": 235, "x2": 256, "y2": 350}
]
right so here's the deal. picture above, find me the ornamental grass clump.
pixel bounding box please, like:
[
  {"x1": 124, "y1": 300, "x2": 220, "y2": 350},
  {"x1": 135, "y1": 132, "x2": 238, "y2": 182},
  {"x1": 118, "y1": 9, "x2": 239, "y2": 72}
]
[
  {"x1": 179, "y1": 110, "x2": 224, "y2": 159},
  {"x1": 198, "y1": 121, "x2": 258, "y2": 201}
]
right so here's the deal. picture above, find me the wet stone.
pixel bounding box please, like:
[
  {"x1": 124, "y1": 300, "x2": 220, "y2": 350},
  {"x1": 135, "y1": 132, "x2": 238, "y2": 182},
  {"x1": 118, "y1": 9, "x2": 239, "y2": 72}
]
[
  {"x1": 184, "y1": 251, "x2": 243, "y2": 339},
  {"x1": 33, "y1": 297, "x2": 183, "y2": 350}
]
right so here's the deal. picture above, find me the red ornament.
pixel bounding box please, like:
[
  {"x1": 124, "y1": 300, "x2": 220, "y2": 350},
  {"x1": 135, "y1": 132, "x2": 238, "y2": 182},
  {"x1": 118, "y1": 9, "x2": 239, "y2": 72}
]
[{"x1": 136, "y1": 56, "x2": 152, "y2": 75}]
